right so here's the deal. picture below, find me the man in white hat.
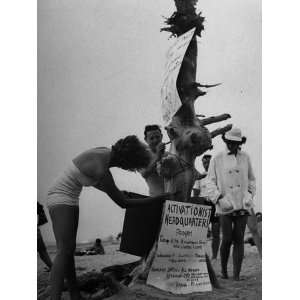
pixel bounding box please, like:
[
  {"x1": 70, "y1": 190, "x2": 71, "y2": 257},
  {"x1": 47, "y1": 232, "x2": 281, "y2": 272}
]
[{"x1": 206, "y1": 127, "x2": 257, "y2": 280}]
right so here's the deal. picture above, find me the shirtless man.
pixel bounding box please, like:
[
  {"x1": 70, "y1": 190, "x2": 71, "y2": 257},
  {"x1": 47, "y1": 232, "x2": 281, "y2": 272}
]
[
  {"x1": 140, "y1": 125, "x2": 166, "y2": 196},
  {"x1": 138, "y1": 125, "x2": 166, "y2": 257}
]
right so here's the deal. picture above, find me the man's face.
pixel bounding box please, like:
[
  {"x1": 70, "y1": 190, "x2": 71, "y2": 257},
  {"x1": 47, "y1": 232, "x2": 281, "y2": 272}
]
[
  {"x1": 145, "y1": 130, "x2": 162, "y2": 150},
  {"x1": 202, "y1": 157, "x2": 211, "y2": 171}
]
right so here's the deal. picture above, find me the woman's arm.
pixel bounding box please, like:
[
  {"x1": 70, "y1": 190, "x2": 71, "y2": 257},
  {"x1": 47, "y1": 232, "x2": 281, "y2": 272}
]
[
  {"x1": 123, "y1": 192, "x2": 172, "y2": 208},
  {"x1": 205, "y1": 158, "x2": 222, "y2": 204},
  {"x1": 247, "y1": 155, "x2": 256, "y2": 196},
  {"x1": 93, "y1": 171, "x2": 171, "y2": 208}
]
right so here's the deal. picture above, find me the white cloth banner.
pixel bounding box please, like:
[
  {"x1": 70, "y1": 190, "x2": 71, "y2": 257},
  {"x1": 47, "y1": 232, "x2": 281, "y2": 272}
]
[
  {"x1": 147, "y1": 200, "x2": 212, "y2": 294},
  {"x1": 161, "y1": 28, "x2": 196, "y2": 124}
]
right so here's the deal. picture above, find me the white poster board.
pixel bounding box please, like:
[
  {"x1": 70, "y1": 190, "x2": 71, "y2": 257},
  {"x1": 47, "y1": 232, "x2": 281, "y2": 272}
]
[
  {"x1": 147, "y1": 200, "x2": 212, "y2": 294},
  {"x1": 161, "y1": 28, "x2": 196, "y2": 124}
]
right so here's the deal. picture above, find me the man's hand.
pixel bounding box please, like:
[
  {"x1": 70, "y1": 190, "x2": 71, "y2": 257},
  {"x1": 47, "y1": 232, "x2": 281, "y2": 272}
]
[{"x1": 156, "y1": 142, "x2": 166, "y2": 159}]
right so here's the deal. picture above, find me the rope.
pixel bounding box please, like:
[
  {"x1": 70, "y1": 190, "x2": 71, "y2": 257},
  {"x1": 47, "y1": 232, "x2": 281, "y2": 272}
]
[
  {"x1": 162, "y1": 140, "x2": 201, "y2": 179},
  {"x1": 166, "y1": 153, "x2": 199, "y2": 179}
]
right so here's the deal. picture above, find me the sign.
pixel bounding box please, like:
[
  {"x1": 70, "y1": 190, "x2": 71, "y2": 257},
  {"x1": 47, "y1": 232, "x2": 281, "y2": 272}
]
[
  {"x1": 147, "y1": 200, "x2": 212, "y2": 294},
  {"x1": 161, "y1": 28, "x2": 196, "y2": 124}
]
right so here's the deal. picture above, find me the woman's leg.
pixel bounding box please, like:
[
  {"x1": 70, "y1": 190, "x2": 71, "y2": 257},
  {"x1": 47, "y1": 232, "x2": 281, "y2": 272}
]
[
  {"x1": 65, "y1": 255, "x2": 82, "y2": 299},
  {"x1": 211, "y1": 220, "x2": 220, "y2": 259},
  {"x1": 232, "y1": 215, "x2": 248, "y2": 280},
  {"x1": 219, "y1": 215, "x2": 233, "y2": 278},
  {"x1": 49, "y1": 205, "x2": 80, "y2": 300}
]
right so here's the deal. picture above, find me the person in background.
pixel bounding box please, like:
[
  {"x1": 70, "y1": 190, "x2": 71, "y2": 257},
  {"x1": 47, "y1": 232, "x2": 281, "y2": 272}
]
[
  {"x1": 256, "y1": 212, "x2": 262, "y2": 223},
  {"x1": 89, "y1": 239, "x2": 105, "y2": 255},
  {"x1": 193, "y1": 154, "x2": 220, "y2": 261},
  {"x1": 116, "y1": 232, "x2": 122, "y2": 241},
  {"x1": 246, "y1": 209, "x2": 262, "y2": 258},
  {"x1": 245, "y1": 212, "x2": 262, "y2": 247},
  {"x1": 206, "y1": 128, "x2": 256, "y2": 281},
  {"x1": 256, "y1": 212, "x2": 262, "y2": 239},
  {"x1": 37, "y1": 202, "x2": 53, "y2": 271},
  {"x1": 46, "y1": 135, "x2": 173, "y2": 300}
]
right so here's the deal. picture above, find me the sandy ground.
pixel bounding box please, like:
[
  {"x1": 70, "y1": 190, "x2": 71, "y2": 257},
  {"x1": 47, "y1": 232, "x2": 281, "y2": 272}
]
[{"x1": 37, "y1": 242, "x2": 261, "y2": 299}]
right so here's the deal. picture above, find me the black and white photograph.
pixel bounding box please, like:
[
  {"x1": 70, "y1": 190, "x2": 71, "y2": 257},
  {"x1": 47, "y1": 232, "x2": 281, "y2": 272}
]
[{"x1": 37, "y1": 0, "x2": 262, "y2": 299}]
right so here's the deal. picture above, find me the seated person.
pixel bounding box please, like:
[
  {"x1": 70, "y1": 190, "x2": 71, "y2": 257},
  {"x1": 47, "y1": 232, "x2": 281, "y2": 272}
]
[{"x1": 87, "y1": 238, "x2": 105, "y2": 255}]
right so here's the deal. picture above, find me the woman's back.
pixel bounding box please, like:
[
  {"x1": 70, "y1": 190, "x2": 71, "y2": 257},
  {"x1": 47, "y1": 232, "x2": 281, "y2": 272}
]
[
  {"x1": 73, "y1": 147, "x2": 111, "y2": 180},
  {"x1": 47, "y1": 147, "x2": 110, "y2": 208}
]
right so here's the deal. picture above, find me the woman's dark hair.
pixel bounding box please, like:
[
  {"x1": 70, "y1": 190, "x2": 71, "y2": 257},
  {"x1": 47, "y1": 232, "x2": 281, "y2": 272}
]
[
  {"x1": 144, "y1": 124, "x2": 162, "y2": 139},
  {"x1": 112, "y1": 135, "x2": 151, "y2": 171}
]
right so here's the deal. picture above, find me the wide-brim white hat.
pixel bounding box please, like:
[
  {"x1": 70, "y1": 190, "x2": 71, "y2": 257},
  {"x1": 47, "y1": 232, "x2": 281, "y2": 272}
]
[{"x1": 224, "y1": 127, "x2": 243, "y2": 142}]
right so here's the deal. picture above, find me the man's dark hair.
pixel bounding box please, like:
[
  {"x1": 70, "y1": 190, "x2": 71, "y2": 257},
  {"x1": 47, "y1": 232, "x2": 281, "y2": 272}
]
[{"x1": 144, "y1": 124, "x2": 162, "y2": 139}]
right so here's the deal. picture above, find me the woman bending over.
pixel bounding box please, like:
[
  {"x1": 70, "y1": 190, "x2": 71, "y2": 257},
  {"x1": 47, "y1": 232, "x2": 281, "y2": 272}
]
[{"x1": 46, "y1": 135, "x2": 172, "y2": 300}]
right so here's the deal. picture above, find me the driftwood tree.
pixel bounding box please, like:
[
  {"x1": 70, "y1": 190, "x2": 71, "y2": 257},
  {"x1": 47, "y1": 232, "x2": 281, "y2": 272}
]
[
  {"x1": 139, "y1": 0, "x2": 233, "y2": 288},
  {"x1": 160, "y1": 0, "x2": 232, "y2": 199}
]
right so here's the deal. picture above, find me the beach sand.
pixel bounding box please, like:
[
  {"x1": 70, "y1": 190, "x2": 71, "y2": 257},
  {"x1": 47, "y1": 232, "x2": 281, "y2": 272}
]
[{"x1": 38, "y1": 242, "x2": 261, "y2": 299}]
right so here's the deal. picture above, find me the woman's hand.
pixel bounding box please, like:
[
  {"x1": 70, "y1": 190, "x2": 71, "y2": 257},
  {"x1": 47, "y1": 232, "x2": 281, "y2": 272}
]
[
  {"x1": 218, "y1": 195, "x2": 234, "y2": 211},
  {"x1": 162, "y1": 192, "x2": 176, "y2": 200},
  {"x1": 243, "y1": 191, "x2": 254, "y2": 209},
  {"x1": 159, "y1": 191, "x2": 182, "y2": 201}
]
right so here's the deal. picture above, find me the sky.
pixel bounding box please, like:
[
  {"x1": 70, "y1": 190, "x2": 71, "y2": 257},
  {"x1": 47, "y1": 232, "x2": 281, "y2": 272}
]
[{"x1": 38, "y1": 0, "x2": 261, "y2": 243}]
